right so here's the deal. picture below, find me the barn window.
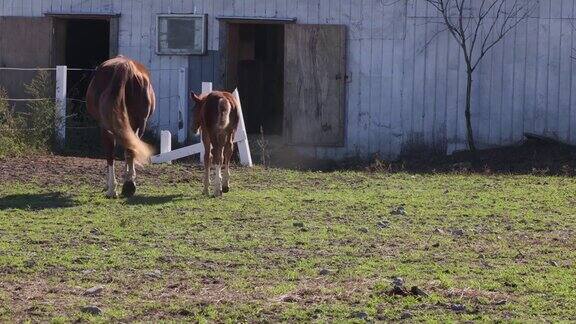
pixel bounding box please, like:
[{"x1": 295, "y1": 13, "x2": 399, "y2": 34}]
[{"x1": 157, "y1": 14, "x2": 207, "y2": 55}]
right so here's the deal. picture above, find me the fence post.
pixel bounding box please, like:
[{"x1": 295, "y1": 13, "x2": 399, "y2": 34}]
[
  {"x1": 160, "y1": 130, "x2": 172, "y2": 164},
  {"x1": 202, "y1": 82, "x2": 213, "y2": 94},
  {"x1": 199, "y1": 82, "x2": 213, "y2": 165},
  {"x1": 233, "y1": 88, "x2": 253, "y2": 167},
  {"x1": 55, "y1": 65, "x2": 67, "y2": 150},
  {"x1": 177, "y1": 67, "x2": 189, "y2": 144}
]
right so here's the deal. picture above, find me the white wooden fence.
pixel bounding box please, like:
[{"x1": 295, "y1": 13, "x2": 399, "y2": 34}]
[
  {"x1": 151, "y1": 82, "x2": 253, "y2": 167},
  {"x1": 3, "y1": 66, "x2": 252, "y2": 166},
  {"x1": 55, "y1": 65, "x2": 67, "y2": 150}
]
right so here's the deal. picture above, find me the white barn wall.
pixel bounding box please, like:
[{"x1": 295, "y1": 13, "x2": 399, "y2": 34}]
[
  {"x1": 1, "y1": 0, "x2": 575, "y2": 160},
  {"x1": 0, "y1": 0, "x2": 189, "y2": 135}
]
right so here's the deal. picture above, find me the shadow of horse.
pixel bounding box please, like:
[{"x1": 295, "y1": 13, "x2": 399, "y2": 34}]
[
  {"x1": 0, "y1": 192, "x2": 77, "y2": 211},
  {"x1": 125, "y1": 194, "x2": 184, "y2": 206}
]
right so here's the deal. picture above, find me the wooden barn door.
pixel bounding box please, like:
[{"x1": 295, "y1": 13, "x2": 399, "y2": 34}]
[
  {"x1": 0, "y1": 17, "x2": 55, "y2": 100},
  {"x1": 284, "y1": 24, "x2": 346, "y2": 146}
]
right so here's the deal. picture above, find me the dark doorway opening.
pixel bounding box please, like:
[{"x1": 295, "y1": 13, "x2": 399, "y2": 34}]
[
  {"x1": 60, "y1": 19, "x2": 111, "y2": 155},
  {"x1": 65, "y1": 19, "x2": 110, "y2": 70},
  {"x1": 226, "y1": 23, "x2": 284, "y2": 136}
]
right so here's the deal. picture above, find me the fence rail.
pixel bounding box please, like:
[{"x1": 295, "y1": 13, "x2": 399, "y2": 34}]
[
  {"x1": 0, "y1": 67, "x2": 94, "y2": 72},
  {"x1": 2, "y1": 65, "x2": 192, "y2": 151},
  {"x1": 2, "y1": 98, "x2": 54, "y2": 101},
  {"x1": 0, "y1": 67, "x2": 184, "y2": 72}
]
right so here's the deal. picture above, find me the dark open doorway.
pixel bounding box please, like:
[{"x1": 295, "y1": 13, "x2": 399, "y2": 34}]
[
  {"x1": 65, "y1": 19, "x2": 110, "y2": 102},
  {"x1": 57, "y1": 18, "x2": 111, "y2": 155},
  {"x1": 65, "y1": 19, "x2": 110, "y2": 70},
  {"x1": 226, "y1": 23, "x2": 284, "y2": 137}
]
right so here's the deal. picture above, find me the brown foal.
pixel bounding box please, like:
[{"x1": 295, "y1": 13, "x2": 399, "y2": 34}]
[{"x1": 191, "y1": 91, "x2": 239, "y2": 197}]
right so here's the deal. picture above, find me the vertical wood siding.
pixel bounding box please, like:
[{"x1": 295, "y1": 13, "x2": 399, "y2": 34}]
[{"x1": 1, "y1": 0, "x2": 575, "y2": 160}]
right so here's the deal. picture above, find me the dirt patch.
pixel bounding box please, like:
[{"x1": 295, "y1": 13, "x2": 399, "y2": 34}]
[
  {"x1": 2, "y1": 134, "x2": 575, "y2": 184},
  {"x1": 0, "y1": 154, "x2": 203, "y2": 187},
  {"x1": 271, "y1": 278, "x2": 378, "y2": 306},
  {"x1": 247, "y1": 134, "x2": 576, "y2": 174},
  {"x1": 0, "y1": 271, "x2": 258, "y2": 322},
  {"x1": 365, "y1": 135, "x2": 576, "y2": 175},
  {"x1": 0, "y1": 278, "x2": 77, "y2": 321},
  {"x1": 443, "y1": 287, "x2": 511, "y2": 305}
]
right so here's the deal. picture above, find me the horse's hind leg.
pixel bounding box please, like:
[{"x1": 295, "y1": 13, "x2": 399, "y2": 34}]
[
  {"x1": 222, "y1": 132, "x2": 234, "y2": 193},
  {"x1": 102, "y1": 129, "x2": 118, "y2": 198},
  {"x1": 212, "y1": 141, "x2": 225, "y2": 198},
  {"x1": 121, "y1": 150, "x2": 137, "y2": 198}
]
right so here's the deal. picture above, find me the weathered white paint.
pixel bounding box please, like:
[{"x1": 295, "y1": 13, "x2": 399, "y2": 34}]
[
  {"x1": 55, "y1": 65, "x2": 67, "y2": 150},
  {"x1": 199, "y1": 81, "x2": 213, "y2": 165},
  {"x1": 159, "y1": 130, "x2": 172, "y2": 164},
  {"x1": 232, "y1": 89, "x2": 253, "y2": 167},
  {"x1": 2, "y1": 0, "x2": 575, "y2": 160},
  {"x1": 151, "y1": 137, "x2": 204, "y2": 164},
  {"x1": 177, "y1": 67, "x2": 189, "y2": 144}
]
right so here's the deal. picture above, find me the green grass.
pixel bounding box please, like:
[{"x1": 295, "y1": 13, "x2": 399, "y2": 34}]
[{"x1": 0, "y1": 163, "x2": 575, "y2": 322}]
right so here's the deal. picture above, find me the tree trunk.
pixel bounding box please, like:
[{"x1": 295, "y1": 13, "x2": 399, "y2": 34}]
[{"x1": 465, "y1": 68, "x2": 477, "y2": 152}]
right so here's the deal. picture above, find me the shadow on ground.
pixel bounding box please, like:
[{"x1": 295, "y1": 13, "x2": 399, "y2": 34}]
[
  {"x1": 367, "y1": 134, "x2": 576, "y2": 176},
  {"x1": 0, "y1": 192, "x2": 77, "y2": 211},
  {"x1": 263, "y1": 134, "x2": 576, "y2": 176},
  {"x1": 126, "y1": 194, "x2": 184, "y2": 206}
]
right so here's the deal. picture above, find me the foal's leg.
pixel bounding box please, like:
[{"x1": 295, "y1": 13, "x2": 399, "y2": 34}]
[
  {"x1": 102, "y1": 129, "x2": 118, "y2": 198},
  {"x1": 121, "y1": 150, "x2": 137, "y2": 197},
  {"x1": 212, "y1": 141, "x2": 225, "y2": 198},
  {"x1": 202, "y1": 136, "x2": 212, "y2": 196},
  {"x1": 222, "y1": 133, "x2": 234, "y2": 193}
]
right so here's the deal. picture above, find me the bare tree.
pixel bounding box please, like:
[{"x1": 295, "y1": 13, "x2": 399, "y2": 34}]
[{"x1": 424, "y1": 0, "x2": 538, "y2": 152}]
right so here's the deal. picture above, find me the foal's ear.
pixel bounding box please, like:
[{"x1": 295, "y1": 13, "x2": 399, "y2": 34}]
[{"x1": 190, "y1": 92, "x2": 202, "y2": 103}]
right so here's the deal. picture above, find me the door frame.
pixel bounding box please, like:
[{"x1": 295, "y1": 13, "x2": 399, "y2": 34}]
[
  {"x1": 217, "y1": 17, "x2": 296, "y2": 146},
  {"x1": 217, "y1": 17, "x2": 296, "y2": 92},
  {"x1": 44, "y1": 12, "x2": 121, "y2": 61},
  {"x1": 218, "y1": 19, "x2": 347, "y2": 148}
]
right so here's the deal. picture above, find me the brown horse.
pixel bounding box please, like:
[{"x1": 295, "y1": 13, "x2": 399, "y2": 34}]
[
  {"x1": 86, "y1": 56, "x2": 156, "y2": 198},
  {"x1": 191, "y1": 91, "x2": 239, "y2": 197}
]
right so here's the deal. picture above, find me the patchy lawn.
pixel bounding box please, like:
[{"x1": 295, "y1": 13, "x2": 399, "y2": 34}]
[{"x1": 0, "y1": 155, "x2": 575, "y2": 322}]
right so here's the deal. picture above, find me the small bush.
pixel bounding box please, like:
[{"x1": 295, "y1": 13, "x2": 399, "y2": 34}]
[
  {"x1": 0, "y1": 88, "x2": 26, "y2": 156},
  {"x1": 23, "y1": 70, "x2": 57, "y2": 150},
  {"x1": 0, "y1": 71, "x2": 58, "y2": 157}
]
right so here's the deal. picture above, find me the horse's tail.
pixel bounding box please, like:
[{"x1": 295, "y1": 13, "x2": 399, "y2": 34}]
[
  {"x1": 217, "y1": 98, "x2": 232, "y2": 130},
  {"x1": 107, "y1": 62, "x2": 153, "y2": 165}
]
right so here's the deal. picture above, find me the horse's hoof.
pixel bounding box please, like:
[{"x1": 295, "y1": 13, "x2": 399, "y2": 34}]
[
  {"x1": 121, "y1": 181, "x2": 136, "y2": 198},
  {"x1": 106, "y1": 191, "x2": 118, "y2": 199},
  {"x1": 213, "y1": 189, "x2": 223, "y2": 198},
  {"x1": 222, "y1": 186, "x2": 230, "y2": 193}
]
